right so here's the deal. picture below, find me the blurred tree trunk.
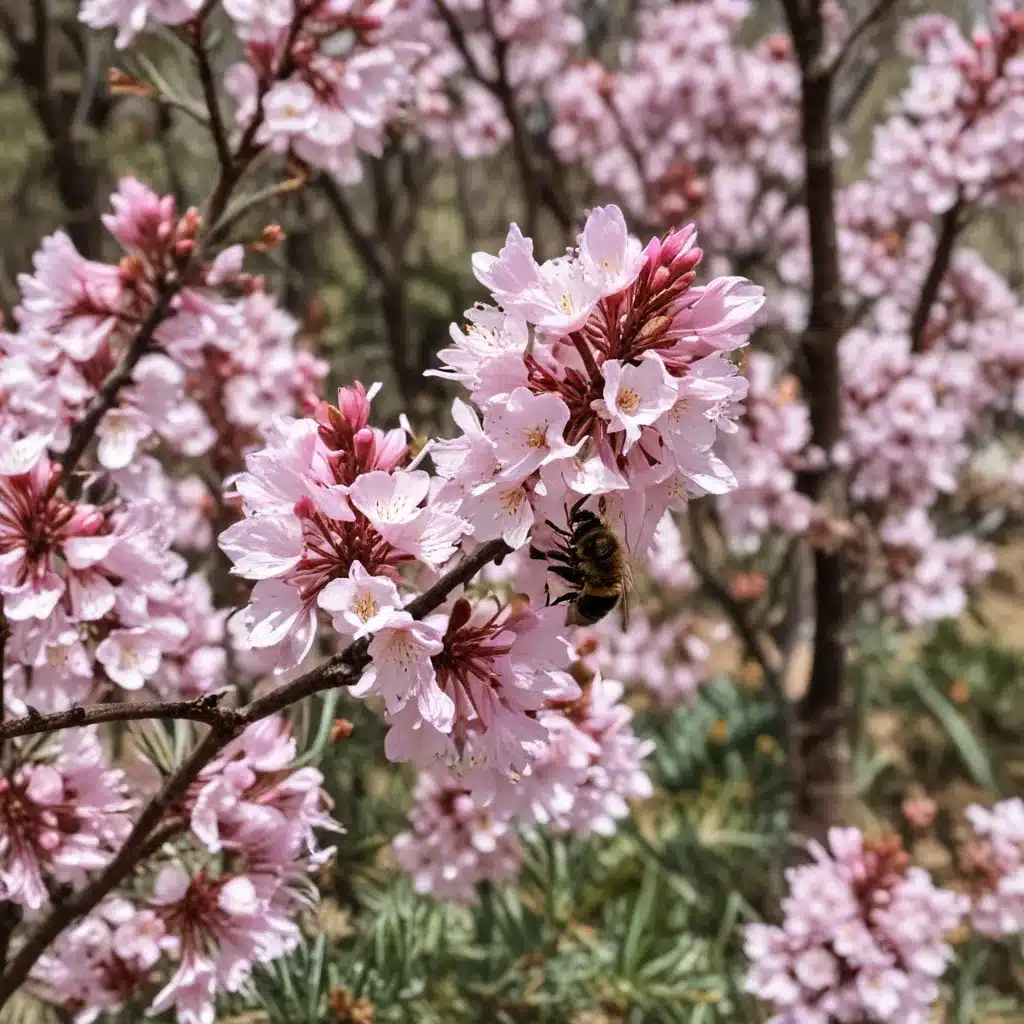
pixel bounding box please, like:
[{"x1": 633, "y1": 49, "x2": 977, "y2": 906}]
[
  {"x1": 781, "y1": 0, "x2": 855, "y2": 841},
  {"x1": 2, "y1": 0, "x2": 108, "y2": 259}
]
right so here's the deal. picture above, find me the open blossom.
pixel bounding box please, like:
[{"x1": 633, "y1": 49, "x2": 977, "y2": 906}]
[
  {"x1": 434, "y1": 205, "x2": 759, "y2": 558},
  {"x1": 148, "y1": 865, "x2": 301, "y2": 1024},
  {"x1": 187, "y1": 718, "x2": 340, "y2": 864},
  {"x1": 744, "y1": 829, "x2": 968, "y2": 1023},
  {"x1": 514, "y1": 671, "x2": 654, "y2": 837},
  {"x1": 878, "y1": 509, "x2": 994, "y2": 627},
  {"x1": 0, "y1": 730, "x2": 133, "y2": 910},
  {"x1": 2, "y1": 178, "x2": 311, "y2": 470},
  {"x1": 355, "y1": 597, "x2": 578, "y2": 795},
  {"x1": 963, "y1": 799, "x2": 1024, "y2": 938},
  {"x1": 219, "y1": 383, "x2": 466, "y2": 669},
  {"x1": 32, "y1": 899, "x2": 169, "y2": 1022}
]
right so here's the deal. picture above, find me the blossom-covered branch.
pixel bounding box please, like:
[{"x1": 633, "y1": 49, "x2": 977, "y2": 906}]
[{"x1": 0, "y1": 537, "x2": 511, "y2": 1007}]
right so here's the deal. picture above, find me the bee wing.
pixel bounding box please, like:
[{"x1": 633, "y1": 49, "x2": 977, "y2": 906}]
[{"x1": 618, "y1": 555, "x2": 635, "y2": 630}]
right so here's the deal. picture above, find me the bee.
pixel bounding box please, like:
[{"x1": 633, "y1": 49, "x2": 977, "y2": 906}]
[{"x1": 531, "y1": 497, "x2": 631, "y2": 626}]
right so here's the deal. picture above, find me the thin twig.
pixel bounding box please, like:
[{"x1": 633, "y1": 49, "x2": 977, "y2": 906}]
[
  {"x1": 909, "y1": 197, "x2": 963, "y2": 353},
  {"x1": 0, "y1": 539, "x2": 511, "y2": 1005},
  {"x1": 212, "y1": 170, "x2": 307, "y2": 243},
  {"x1": 830, "y1": 0, "x2": 899, "y2": 74},
  {"x1": 430, "y1": 0, "x2": 494, "y2": 86},
  {"x1": 58, "y1": 284, "x2": 180, "y2": 487},
  {"x1": 432, "y1": 0, "x2": 571, "y2": 236},
  {"x1": 191, "y1": 15, "x2": 232, "y2": 173},
  {"x1": 688, "y1": 508, "x2": 782, "y2": 696}
]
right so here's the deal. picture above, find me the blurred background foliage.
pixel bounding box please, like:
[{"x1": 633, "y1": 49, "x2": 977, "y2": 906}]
[{"x1": 1, "y1": 0, "x2": 1024, "y2": 1021}]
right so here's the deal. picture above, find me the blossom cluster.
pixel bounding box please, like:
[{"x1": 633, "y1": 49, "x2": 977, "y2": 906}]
[
  {"x1": 220, "y1": 204, "x2": 760, "y2": 799},
  {"x1": 30, "y1": 718, "x2": 339, "y2": 1024},
  {"x1": 548, "y1": 0, "x2": 801, "y2": 249},
  {"x1": 963, "y1": 798, "x2": 1024, "y2": 939},
  {"x1": 393, "y1": 667, "x2": 654, "y2": 903},
  {"x1": 744, "y1": 828, "x2": 969, "y2": 1023},
  {"x1": 538, "y1": 1, "x2": 1024, "y2": 634},
  {"x1": 223, "y1": 1, "x2": 423, "y2": 183},
  {"x1": 431, "y1": 204, "x2": 760, "y2": 569},
  {"x1": 6, "y1": 177, "x2": 323, "y2": 476}
]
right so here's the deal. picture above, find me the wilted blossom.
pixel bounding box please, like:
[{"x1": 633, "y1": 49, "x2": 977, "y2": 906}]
[
  {"x1": 0, "y1": 730, "x2": 133, "y2": 911},
  {"x1": 744, "y1": 829, "x2": 969, "y2": 1023},
  {"x1": 963, "y1": 798, "x2": 1024, "y2": 938}
]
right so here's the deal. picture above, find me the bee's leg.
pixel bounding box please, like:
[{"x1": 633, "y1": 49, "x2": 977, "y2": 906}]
[
  {"x1": 533, "y1": 548, "x2": 574, "y2": 566},
  {"x1": 550, "y1": 592, "x2": 576, "y2": 606},
  {"x1": 544, "y1": 519, "x2": 574, "y2": 539},
  {"x1": 546, "y1": 566, "x2": 579, "y2": 584},
  {"x1": 569, "y1": 494, "x2": 589, "y2": 519},
  {"x1": 530, "y1": 545, "x2": 563, "y2": 561}
]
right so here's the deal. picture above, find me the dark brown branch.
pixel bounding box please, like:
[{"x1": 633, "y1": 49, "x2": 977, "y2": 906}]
[
  {"x1": 11, "y1": 0, "x2": 104, "y2": 257},
  {"x1": 909, "y1": 198, "x2": 963, "y2": 353},
  {"x1": 782, "y1": 0, "x2": 852, "y2": 837},
  {"x1": 191, "y1": 15, "x2": 233, "y2": 174},
  {"x1": 241, "y1": 539, "x2": 512, "y2": 724},
  {"x1": 433, "y1": 0, "x2": 572, "y2": 237},
  {"x1": 0, "y1": 693, "x2": 237, "y2": 742},
  {"x1": 59, "y1": 35, "x2": 285, "y2": 486},
  {"x1": 58, "y1": 283, "x2": 179, "y2": 487},
  {"x1": 830, "y1": 0, "x2": 898, "y2": 74},
  {"x1": 0, "y1": 538, "x2": 511, "y2": 1005},
  {"x1": 430, "y1": 0, "x2": 494, "y2": 87},
  {"x1": 320, "y1": 176, "x2": 393, "y2": 283}
]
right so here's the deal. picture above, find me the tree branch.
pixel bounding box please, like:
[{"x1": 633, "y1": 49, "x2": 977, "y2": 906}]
[
  {"x1": 58, "y1": 282, "x2": 180, "y2": 487},
  {"x1": 191, "y1": 14, "x2": 232, "y2": 174},
  {"x1": 688, "y1": 505, "x2": 782, "y2": 697},
  {"x1": 782, "y1": 0, "x2": 852, "y2": 836},
  {"x1": 432, "y1": 0, "x2": 572, "y2": 237},
  {"x1": 0, "y1": 539, "x2": 511, "y2": 1005},
  {"x1": 909, "y1": 198, "x2": 963, "y2": 353},
  {"x1": 0, "y1": 726, "x2": 232, "y2": 1007},
  {"x1": 830, "y1": 0, "x2": 898, "y2": 74},
  {"x1": 320, "y1": 176, "x2": 393, "y2": 283},
  {"x1": 0, "y1": 693, "x2": 236, "y2": 742},
  {"x1": 240, "y1": 539, "x2": 512, "y2": 724}
]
